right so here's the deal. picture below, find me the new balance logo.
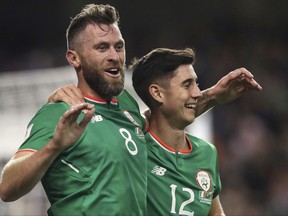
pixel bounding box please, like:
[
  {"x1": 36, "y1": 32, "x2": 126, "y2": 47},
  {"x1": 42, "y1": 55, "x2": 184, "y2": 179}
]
[
  {"x1": 91, "y1": 115, "x2": 103, "y2": 123},
  {"x1": 151, "y1": 165, "x2": 167, "y2": 176}
]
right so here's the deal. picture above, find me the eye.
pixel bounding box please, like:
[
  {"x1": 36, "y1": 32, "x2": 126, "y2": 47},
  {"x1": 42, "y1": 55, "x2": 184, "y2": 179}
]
[
  {"x1": 97, "y1": 44, "x2": 108, "y2": 52},
  {"x1": 183, "y1": 80, "x2": 199, "y2": 89},
  {"x1": 183, "y1": 80, "x2": 193, "y2": 88},
  {"x1": 115, "y1": 43, "x2": 124, "y2": 52}
]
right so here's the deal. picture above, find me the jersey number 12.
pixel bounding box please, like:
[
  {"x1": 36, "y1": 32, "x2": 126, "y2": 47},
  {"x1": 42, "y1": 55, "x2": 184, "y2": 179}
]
[{"x1": 170, "y1": 184, "x2": 195, "y2": 216}]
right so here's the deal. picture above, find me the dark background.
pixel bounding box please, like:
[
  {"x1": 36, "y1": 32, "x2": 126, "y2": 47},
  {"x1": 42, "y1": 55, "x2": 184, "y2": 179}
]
[{"x1": 1, "y1": 0, "x2": 288, "y2": 214}]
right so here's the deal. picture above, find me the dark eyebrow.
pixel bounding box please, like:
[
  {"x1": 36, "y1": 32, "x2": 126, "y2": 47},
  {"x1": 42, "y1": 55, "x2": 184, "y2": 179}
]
[
  {"x1": 115, "y1": 40, "x2": 125, "y2": 46},
  {"x1": 92, "y1": 41, "x2": 108, "y2": 48}
]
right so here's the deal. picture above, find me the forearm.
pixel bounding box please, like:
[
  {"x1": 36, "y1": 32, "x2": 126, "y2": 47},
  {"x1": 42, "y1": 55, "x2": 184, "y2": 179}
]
[
  {"x1": 209, "y1": 196, "x2": 225, "y2": 216},
  {"x1": 195, "y1": 88, "x2": 218, "y2": 117},
  {"x1": 0, "y1": 141, "x2": 61, "y2": 202}
]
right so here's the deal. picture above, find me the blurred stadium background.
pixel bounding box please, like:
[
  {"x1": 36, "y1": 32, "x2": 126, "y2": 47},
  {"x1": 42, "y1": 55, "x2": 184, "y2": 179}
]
[{"x1": 0, "y1": 0, "x2": 287, "y2": 215}]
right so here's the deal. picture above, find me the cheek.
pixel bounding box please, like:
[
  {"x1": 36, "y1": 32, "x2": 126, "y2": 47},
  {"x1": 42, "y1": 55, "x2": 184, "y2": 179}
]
[
  {"x1": 164, "y1": 95, "x2": 182, "y2": 111},
  {"x1": 119, "y1": 52, "x2": 126, "y2": 64},
  {"x1": 171, "y1": 91, "x2": 189, "y2": 101},
  {"x1": 81, "y1": 52, "x2": 98, "y2": 65}
]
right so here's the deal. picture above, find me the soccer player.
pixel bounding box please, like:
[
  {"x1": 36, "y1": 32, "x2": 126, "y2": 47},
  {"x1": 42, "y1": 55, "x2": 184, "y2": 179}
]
[
  {"x1": 0, "y1": 4, "x2": 147, "y2": 215},
  {"x1": 131, "y1": 47, "x2": 225, "y2": 215}
]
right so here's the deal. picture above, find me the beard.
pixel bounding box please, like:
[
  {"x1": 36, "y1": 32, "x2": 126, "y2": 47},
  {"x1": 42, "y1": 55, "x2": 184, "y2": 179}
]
[{"x1": 82, "y1": 63, "x2": 125, "y2": 100}]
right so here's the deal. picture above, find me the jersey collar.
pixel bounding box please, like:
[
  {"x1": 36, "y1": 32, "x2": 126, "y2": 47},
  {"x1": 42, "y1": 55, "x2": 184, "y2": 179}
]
[
  {"x1": 148, "y1": 128, "x2": 192, "y2": 154},
  {"x1": 83, "y1": 93, "x2": 119, "y2": 107}
]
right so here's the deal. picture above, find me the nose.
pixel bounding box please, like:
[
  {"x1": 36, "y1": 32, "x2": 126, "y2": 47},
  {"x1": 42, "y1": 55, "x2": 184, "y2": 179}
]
[
  {"x1": 191, "y1": 84, "x2": 202, "y2": 101},
  {"x1": 107, "y1": 48, "x2": 120, "y2": 62}
]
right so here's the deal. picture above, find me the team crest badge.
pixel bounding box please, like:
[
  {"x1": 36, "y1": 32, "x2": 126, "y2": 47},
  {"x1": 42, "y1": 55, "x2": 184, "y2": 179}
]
[
  {"x1": 123, "y1": 110, "x2": 145, "y2": 139},
  {"x1": 123, "y1": 110, "x2": 140, "y2": 126},
  {"x1": 196, "y1": 170, "x2": 211, "y2": 192}
]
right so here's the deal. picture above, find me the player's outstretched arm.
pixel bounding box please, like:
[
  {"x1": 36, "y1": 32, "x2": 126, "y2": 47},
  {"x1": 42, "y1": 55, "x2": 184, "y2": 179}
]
[
  {"x1": 48, "y1": 84, "x2": 84, "y2": 105},
  {"x1": 0, "y1": 103, "x2": 94, "y2": 202},
  {"x1": 196, "y1": 67, "x2": 262, "y2": 116}
]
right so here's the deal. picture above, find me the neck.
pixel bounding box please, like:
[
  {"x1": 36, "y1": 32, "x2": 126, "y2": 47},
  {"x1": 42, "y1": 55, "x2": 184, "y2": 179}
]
[{"x1": 149, "y1": 112, "x2": 189, "y2": 151}]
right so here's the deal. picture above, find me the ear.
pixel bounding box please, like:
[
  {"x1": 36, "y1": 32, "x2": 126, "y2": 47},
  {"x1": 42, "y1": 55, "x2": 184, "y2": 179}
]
[
  {"x1": 66, "y1": 50, "x2": 80, "y2": 68},
  {"x1": 149, "y1": 84, "x2": 164, "y2": 103}
]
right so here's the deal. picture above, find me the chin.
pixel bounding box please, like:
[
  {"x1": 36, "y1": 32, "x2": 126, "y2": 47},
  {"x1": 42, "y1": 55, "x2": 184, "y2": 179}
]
[{"x1": 187, "y1": 117, "x2": 196, "y2": 124}]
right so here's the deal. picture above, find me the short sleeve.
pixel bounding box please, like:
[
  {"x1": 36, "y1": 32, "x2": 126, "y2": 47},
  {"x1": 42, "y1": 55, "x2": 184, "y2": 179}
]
[{"x1": 19, "y1": 102, "x2": 70, "y2": 151}]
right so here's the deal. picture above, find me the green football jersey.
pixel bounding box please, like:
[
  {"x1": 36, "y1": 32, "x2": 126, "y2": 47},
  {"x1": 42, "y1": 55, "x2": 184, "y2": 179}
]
[
  {"x1": 19, "y1": 90, "x2": 147, "y2": 216},
  {"x1": 146, "y1": 129, "x2": 222, "y2": 216}
]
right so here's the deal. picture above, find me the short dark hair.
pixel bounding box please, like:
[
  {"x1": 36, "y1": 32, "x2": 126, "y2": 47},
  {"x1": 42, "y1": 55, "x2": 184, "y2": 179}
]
[
  {"x1": 131, "y1": 48, "x2": 195, "y2": 108},
  {"x1": 66, "y1": 4, "x2": 120, "y2": 50}
]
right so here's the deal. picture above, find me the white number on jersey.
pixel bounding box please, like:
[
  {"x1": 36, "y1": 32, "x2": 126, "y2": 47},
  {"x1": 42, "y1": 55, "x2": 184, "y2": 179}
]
[
  {"x1": 170, "y1": 184, "x2": 195, "y2": 216},
  {"x1": 119, "y1": 128, "x2": 138, "y2": 155}
]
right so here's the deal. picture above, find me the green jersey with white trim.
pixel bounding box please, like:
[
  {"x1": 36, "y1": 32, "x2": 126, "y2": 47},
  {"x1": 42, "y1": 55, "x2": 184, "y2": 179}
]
[
  {"x1": 146, "y1": 129, "x2": 221, "y2": 216},
  {"x1": 19, "y1": 90, "x2": 147, "y2": 216}
]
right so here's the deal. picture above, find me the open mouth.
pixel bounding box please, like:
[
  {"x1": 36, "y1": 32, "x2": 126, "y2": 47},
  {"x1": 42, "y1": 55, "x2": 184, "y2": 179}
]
[
  {"x1": 105, "y1": 68, "x2": 121, "y2": 77},
  {"x1": 185, "y1": 103, "x2": 196, "y2": 110}
]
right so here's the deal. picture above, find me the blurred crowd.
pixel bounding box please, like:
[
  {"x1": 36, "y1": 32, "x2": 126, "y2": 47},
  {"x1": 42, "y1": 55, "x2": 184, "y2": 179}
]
[{"x1": 202, "y1": 38, "x2": 288, "y2": 215}]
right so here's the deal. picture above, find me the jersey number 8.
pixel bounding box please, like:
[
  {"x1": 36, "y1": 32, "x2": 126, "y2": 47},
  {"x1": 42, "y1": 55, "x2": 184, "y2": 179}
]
[{"x1": 119, "y1": 128, "x2": 138, "y2": 155}]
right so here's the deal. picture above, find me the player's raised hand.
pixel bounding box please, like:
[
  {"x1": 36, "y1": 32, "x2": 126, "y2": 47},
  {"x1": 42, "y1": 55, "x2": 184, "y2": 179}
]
[
  {"x1": 51, "y1": 103, "x2": 94, "y2": 152},
  {"x1": 210, "y1": 67, "x2": 262, "y2": 105}
]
